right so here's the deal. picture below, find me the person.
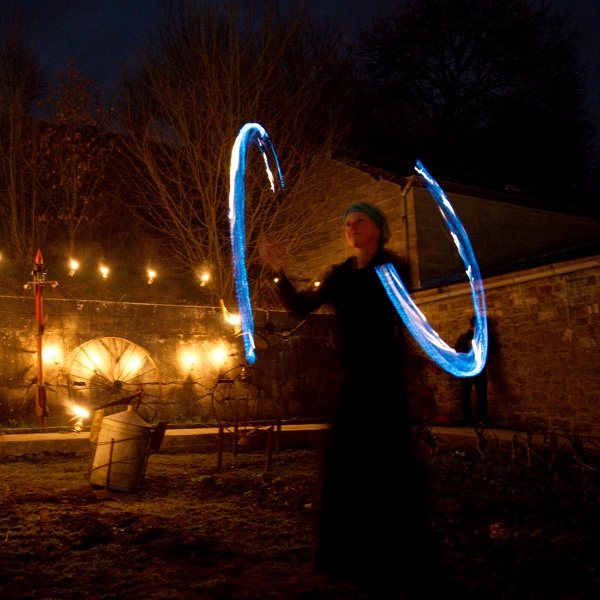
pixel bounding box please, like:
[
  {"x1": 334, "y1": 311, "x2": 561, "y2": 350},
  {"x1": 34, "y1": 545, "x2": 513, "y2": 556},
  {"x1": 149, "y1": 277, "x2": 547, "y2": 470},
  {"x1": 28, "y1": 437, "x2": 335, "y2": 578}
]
[
  {"x1": 454, "y1": 316, "x2": 488, "y2": 426},
  {"x1": 260, "y1": 202, "x2": 441, "y2": 597}
]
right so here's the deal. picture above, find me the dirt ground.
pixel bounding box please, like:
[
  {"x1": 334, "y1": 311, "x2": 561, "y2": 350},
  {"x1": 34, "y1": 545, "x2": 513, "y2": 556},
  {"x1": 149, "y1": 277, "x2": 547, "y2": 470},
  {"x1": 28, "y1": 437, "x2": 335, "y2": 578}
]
[{"x1": 0, "y1": 431, "x2": 599, "y2": 600}]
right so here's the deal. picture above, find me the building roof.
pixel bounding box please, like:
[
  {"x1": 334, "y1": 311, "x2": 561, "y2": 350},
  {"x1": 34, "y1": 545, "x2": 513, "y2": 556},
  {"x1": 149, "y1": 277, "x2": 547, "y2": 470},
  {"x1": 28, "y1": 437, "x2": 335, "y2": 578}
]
[{"x1": 333, "y1": 150, "x2": 600, "y2": 220}]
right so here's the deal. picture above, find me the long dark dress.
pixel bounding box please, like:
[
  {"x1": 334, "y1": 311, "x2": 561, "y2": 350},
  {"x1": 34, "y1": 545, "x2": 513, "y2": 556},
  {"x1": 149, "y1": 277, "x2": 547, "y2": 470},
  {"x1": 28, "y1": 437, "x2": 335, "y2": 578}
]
[{"x1": 275, "y1": 250, "x2": 439, "y2": 594}]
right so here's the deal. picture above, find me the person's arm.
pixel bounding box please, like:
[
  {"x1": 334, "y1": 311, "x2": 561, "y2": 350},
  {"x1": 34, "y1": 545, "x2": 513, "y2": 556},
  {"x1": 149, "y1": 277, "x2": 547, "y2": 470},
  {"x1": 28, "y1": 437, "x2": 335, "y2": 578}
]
[
  {"x1": 274, "y1": 271, "x2": 330, "y2": 318},
  {"x1": 258, "y1": 238, "x2": 330, "y2": 319}
]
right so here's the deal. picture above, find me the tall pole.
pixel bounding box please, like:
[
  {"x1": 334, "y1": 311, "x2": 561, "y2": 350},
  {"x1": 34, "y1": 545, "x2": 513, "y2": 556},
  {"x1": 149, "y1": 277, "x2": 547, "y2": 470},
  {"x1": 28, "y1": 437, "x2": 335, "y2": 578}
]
[
  {"x1": 25, "y1": 250, "x2": 56, "y2": 427},
  {"x1": 33, "y1": 249, "x2": 47, "y2": 427}
]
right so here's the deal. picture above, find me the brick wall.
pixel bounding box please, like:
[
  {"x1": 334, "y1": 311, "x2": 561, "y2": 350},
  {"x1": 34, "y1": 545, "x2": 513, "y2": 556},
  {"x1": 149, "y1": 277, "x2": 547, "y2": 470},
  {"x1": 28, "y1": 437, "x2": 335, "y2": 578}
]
[
  {"x1": 0, "y1": 255, "x2": 598, "y2": 435},
  {"x1": 286, "y1": 157, "x2": 600, "y2": 293},
  {"x1": 0, "y1": 155, "x2": 598, "y2": 436},
  {"x1": 279, "y1": 156, "x2": 600, "y2": 436},
  {"x1": 408, "y1": 256, "x2": 600, "y2": 435},
  {"x1": 0, "y1": 296, "x2": 342, "y2": 428},
  {"x1": 411, "y1": 186, "x2": 600, "y2": 287}
]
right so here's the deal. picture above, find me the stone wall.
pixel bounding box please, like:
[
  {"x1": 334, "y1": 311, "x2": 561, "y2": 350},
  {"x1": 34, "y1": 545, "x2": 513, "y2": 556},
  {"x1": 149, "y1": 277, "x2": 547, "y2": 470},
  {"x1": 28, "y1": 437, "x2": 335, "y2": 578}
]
[
  {"x1": 408, "y1": 256, "x2": 600, "y2": 435},
  {"x1": 287, "y1": 158, "x2": 412, "y2": 286},
  {"x1": 1, "y1": 152, "x2": 598, "y2": 435},
  {"x1": 410, "y1": 185, "x2": 600, "y2": 287},
  {"x1": 276, "y1": 156, "x2": 600, "y2": 436},
  {"x1": 0, "y1": 254, "x2": 598, "y2": 436},
  {"x1": 0, "y1": 295, "x2": 343, "y2": 428},
  {"x1": 287, "y1": 156, "x2": 600, "y2": 292}
]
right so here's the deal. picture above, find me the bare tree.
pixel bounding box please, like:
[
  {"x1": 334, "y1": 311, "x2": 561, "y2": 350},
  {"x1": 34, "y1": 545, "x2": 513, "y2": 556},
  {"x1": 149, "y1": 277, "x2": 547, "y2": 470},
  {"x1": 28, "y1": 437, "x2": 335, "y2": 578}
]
[
  {"x1": 37, "y1": 64, "x2": 118, "y2": 262},
  {"x1": 117, "y1": 0, "x2": 356, "y2": 306},
  {"x1": 0, "y1": 31, "x2": 46, "y2": 267},
  {"x1": 355, "y1": 0, "x2": 595, "y2": 201}
]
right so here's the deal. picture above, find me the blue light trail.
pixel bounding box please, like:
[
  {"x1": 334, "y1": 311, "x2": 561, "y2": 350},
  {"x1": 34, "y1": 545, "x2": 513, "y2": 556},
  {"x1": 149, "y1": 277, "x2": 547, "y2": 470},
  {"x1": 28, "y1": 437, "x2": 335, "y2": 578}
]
[{"x1": 228, "y1": 123, "x2": 284, "y2": 364}]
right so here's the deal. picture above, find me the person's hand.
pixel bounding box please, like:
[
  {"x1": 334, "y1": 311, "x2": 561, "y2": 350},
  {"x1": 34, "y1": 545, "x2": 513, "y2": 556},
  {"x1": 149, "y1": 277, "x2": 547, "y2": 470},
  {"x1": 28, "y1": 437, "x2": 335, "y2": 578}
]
[{"x1": 258, "y1": 237, "x2": 284, "y2": 273}]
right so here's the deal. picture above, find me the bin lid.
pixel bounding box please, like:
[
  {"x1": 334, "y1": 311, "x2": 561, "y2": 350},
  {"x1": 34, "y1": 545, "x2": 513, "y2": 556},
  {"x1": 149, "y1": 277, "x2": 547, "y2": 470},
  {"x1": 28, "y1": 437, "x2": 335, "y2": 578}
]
[{"x1": 103, "y1": 405, "x2": 151, "y2": 428}]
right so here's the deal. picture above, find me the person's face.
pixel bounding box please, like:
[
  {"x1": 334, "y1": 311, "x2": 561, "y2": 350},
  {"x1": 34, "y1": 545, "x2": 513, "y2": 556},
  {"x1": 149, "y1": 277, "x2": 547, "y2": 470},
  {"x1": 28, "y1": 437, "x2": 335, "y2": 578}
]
[{"x1": 344, "y1": 211, "x2": 381, "y2": 249}]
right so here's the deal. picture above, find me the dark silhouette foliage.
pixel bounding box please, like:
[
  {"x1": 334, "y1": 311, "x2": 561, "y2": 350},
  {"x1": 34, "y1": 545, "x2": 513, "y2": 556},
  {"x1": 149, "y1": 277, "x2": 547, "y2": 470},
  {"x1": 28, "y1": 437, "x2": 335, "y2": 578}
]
[{"x1": 353, "y1": 0, "x2": 596, "y2": 204}]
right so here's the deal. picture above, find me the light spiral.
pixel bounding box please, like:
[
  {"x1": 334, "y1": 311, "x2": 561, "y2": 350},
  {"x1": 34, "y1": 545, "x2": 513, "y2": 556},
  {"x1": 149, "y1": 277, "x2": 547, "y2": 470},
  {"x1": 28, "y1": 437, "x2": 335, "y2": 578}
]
[
  {"x1": 375, "y1": 160, "x2": 487, "y2": 376},
  {"x1": 228, "y1": 124, "x2": 486, "y2": 374},
  {"x1": 228, "y1": 123, "x2": 284, "y2": 364}
]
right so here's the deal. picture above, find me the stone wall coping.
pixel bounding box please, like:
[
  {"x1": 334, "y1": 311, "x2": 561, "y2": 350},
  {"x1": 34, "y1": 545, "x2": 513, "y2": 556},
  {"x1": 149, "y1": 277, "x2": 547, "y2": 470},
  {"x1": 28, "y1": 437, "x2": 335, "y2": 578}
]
[{"x1": 414, "y1": 255, "x2": 600, "y2": 304}]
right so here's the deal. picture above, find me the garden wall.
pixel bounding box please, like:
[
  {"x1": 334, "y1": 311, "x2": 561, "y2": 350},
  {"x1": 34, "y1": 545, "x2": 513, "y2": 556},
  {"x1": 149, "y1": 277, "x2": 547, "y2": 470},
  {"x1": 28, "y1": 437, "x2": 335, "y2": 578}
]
[
  {"x1": 0, "y1": 295, "x2": 343, "y2": 428},
  {"x1": 409, "y1": 255, "x2": 600, "y2": 435},
  {"x1": 0, "y1": 253, "x2": 598, "y2": 436},
  {"x1": 291, "y1": 156, "x2": 600, "y2": 291}
]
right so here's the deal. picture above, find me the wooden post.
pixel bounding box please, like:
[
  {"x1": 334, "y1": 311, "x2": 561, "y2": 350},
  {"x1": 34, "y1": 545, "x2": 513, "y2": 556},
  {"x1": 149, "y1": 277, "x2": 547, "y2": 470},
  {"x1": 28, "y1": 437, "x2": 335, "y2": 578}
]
[
  {"x1": 233, "y1": 416, "x2": 239, "y2": 458},
  {"x1": 265, "y1": 425, "x2": 273, "y2": 472},
  {"x1": 276, "y1": 419, "x2": 282, "y2": 458},
  {"x1": 217, "y1": 423, "x2": 224, "y2": 470}
]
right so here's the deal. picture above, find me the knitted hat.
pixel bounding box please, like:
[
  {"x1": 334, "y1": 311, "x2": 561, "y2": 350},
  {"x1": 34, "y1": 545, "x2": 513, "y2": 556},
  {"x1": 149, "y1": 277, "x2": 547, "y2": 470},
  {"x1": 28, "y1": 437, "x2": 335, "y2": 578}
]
[{"x1": 343, "y1": 202, "x2": 391, "y2": 246}]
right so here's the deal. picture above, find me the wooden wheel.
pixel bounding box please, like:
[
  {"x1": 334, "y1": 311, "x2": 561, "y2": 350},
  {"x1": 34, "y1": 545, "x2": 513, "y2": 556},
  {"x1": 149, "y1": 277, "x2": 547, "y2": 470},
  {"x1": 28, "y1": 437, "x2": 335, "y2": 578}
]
[
  {"x1": 65, "y1": 336, "x2": 163, "y2": 423},
  {"x1": 210, "y1": 365, "x2": 284, "y2": 426}
]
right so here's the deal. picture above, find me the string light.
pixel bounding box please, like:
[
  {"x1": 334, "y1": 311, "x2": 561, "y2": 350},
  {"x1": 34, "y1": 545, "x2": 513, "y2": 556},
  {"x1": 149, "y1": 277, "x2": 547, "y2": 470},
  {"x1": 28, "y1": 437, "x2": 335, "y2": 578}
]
[
  {"x1": 69, "y1": 405, "x2": 89, "y2": 432},
  {"x1": 68, "y1": 259, "x2": 79, "y2": 277}
]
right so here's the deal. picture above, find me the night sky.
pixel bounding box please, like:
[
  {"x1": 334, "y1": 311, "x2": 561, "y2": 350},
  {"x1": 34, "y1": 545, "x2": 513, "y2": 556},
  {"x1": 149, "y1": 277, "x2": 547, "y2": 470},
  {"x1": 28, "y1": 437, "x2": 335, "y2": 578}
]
[{"x1": 2, "y1": 0, "x2": 599, "y2": 131}]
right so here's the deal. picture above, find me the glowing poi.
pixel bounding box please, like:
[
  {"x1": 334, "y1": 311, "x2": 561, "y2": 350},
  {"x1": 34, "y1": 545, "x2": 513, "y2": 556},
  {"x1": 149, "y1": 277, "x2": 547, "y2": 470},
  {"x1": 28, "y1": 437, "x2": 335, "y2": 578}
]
[
  {"x1": 228, "y1": 123, "x2": 284, "y2": 364},
  {"x1": 227, "y1": 123, "x2": 486, "y2": 375},
  {"x1": 375, "y1": 160, "x2": 488, "y2": 377}
]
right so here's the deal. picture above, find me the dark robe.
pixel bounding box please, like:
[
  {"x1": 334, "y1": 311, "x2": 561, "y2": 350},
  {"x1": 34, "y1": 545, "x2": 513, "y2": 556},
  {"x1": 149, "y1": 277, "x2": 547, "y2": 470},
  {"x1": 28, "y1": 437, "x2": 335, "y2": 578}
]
[{"x1": 275, "y1": 250, "x2": 439, "y2": 594}]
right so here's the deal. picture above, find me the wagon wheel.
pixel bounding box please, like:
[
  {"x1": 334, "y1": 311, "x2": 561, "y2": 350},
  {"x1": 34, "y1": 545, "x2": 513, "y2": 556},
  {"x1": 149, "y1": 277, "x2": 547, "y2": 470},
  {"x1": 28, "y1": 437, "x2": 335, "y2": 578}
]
[
  {"x1": 211, "y1": 365, "x2": 283, "y2": 429},
  {"x1": 65, "y1": 336, "x2": 163, "y2": 423}
]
